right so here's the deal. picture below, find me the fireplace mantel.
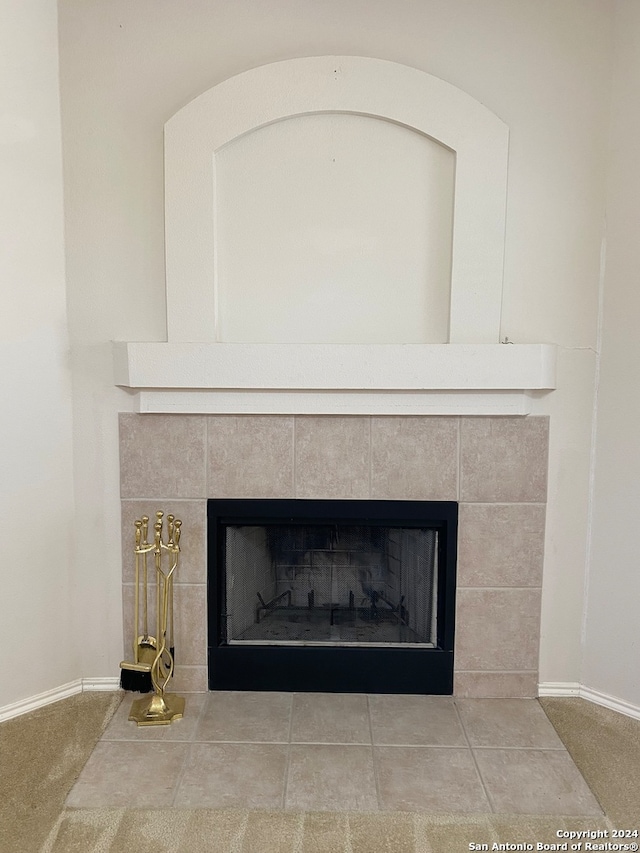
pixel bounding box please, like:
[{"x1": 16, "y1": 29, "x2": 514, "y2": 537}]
[{"x1": 113, "y1": 341, "x2": 556, "y2": 415}]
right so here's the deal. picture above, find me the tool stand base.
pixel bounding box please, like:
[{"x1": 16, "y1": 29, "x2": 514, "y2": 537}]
[{"x1": 129, "y1": 692, "x2": 185, "y2": 726}]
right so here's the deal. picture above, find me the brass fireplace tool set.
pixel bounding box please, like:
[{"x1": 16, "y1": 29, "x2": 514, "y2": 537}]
[{"x1": 120, "y1": 511, "x2": 185, "y2": 725}]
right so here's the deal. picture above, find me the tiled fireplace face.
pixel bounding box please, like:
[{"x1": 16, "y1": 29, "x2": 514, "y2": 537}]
[{"x1": 119, "y1": 414, "x2": 548, "y2": 698}]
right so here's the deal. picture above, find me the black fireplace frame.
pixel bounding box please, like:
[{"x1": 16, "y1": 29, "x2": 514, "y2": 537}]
[{"x1": 207, "y1": 499, "x2": 457, "y2": 694}]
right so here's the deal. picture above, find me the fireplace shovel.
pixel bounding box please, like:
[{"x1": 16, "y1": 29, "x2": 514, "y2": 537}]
[{"x1": 120, "y1": 516, "x2": 156, "y2": 692}]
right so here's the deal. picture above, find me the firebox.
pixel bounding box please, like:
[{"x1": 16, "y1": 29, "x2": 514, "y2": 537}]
[{"x1": 207, "y1": 499, "x2": 457, "y2": 694}]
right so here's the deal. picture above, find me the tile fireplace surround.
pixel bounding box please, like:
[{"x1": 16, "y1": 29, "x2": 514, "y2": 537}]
[{"x1": 119, "y1": 413, "x2": 548, "y2": 698}]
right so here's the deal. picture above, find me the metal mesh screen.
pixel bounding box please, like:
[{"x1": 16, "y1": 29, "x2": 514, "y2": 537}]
[{"x1": 224, "y1": 524, "x2": 438, "y2": 647}]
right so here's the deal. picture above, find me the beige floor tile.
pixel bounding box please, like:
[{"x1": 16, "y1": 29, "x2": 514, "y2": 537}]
[
  {"x1": 195, "y1": 691, "x2": 292, "y2": 742},
  {"x1": 474, "y1": 748, "x2": 603, "y2": 815},
  {"x1": 65, "y1": 742, "x2": 188, "y2": 808},
  {"x1": 456, "y1": 699, "x2": 565, "y2": 749},
  {"x1": 285, "y1": 745, "x2": 378, "y2": 811},
  {"x1": 290, "y1": 693, "x2": 370, "y2": 744},
  {"x1": 369, "y1": 694, "x2": 466, "y2": 746},
  {"x1": 375, "y1": 746, "x2": 490, "y2": 812},
  {"x1": 102, "y1": 693, "x2": 206, "y2": 742},
  {"x1": 174, "y1": 743, "x2": 288, "y2": 808}
]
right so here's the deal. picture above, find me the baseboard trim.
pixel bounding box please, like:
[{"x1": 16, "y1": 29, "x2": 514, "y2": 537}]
[
  {"x1": 0, "y1": 680, "x2": 83, "y2": 724},
  {"x1": 3, "y1": 677, "x2": 639, "y2": 723},
  {"x1": 0, "y1": 677, "x2": 122, "y2": 724},
  {"x1": 538, "y1": 681, "x2": 581, "y2": 697},
  {"x1": 539, "y1": 682, "x2": 640, "y2": 721},
  {"x1": 579, "y1": 686, "x2": 640, "y2": 721},
  {"x1": 82, "y1": 677, "x2": 121, "y2": 692}
]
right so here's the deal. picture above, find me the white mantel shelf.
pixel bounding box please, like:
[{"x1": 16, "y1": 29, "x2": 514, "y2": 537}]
[{"x1": 113, "y1": 342, "x2": 556, "y2": 416}]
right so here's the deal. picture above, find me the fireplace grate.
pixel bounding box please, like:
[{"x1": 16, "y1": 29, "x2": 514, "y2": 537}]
[{"x1": 224, "y1": 524, "x2": 438, "y2": 647}]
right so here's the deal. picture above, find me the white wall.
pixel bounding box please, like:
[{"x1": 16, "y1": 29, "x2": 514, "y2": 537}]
[
  {"x1": 57, "y1": 0, "x2": 612, "y2": 687},
  {"x1": 582, "y1": 0, "x2": 640, "y2": 709},
  {"x1": 0, "y1": 0, "x2": 79, "y2": 706}
]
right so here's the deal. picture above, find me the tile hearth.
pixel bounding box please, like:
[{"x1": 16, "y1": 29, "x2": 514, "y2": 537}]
[{"x1": 67, "y1": 694, "x2": 602, "y2": 816}]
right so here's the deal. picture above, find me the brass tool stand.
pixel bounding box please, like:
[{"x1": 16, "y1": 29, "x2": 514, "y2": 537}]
[{"x1": 128, "y1": 511, "x2": 185, "y2": 726}]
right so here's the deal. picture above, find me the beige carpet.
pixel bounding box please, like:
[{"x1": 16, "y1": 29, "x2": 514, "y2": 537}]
[{"x1": 1, "y1": 692, "x2": 638, "y2": 853}]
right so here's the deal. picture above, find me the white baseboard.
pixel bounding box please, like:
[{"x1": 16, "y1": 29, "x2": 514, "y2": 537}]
[
  {"x1": 82, "y1": 677, "x2": 121, "y2": 692},
  {"x1": 0, "y1": 677, "x2": 122, "y2": 724},
  {"x1": 579, "y1": 685, "x2": 640, "y2": 721},
  {"x1": 538, "y1": 681, "x2": 581, "y2": 697},
  {"x1": 3, "y1": 677, "x2": 640, "y2": 724},
  {"x1": 539, "y1": 681, "x2": 640, "y2": 721}
]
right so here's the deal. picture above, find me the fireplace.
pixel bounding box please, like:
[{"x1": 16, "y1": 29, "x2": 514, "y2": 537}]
[
  {"x1": 207, "y1": 499, "x2": 457, "y2": 694},
  {"x1": 115, "y1": 58, "x2": 553, "y2": 701},
  {"x1": 119, "y1": 412, "x2": 548, "y2": 699}
]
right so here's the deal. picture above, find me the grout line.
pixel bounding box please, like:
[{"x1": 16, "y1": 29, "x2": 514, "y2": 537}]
[
  {"x1": 457, "y1": 500, "x2": 547, "y2": 507},
  {"x1": 169, "y1": 696, "x2": 210, "y2": 806},
  {"x1": 466, "y1": 744, "x2": 567, "y2": 751},
  {"x1": 204, "y1": 416, "x2": 210, "y2": 497},
  {"x1": 456, "y1": 586, "x2": 543, "y2": 592},
  {"x1": 292, "y1": 416, "x2": 297, "y2": 497},
  {"x1": 452, "y1": 698, "x2": 497, "y2": 813},
  {"x1": 456, "y1": 416, "x2": 462, "y2": 501},
  {"x1": 281, "y1": 693, "x2": 295, "y2": 809},
  {"x1": 367, "y1": 694, "x2": 383, "y2": 809},
  {"x1": 367, "y1": 741, "x2": 483, "y2": 750},
  {"x1": 191, "y1": 693, "x2": 209, "y2": 742},
  {"x1": 169, "y1": 741, "x2": 194, "y2": 807},
  {"x1": 368, "y1": 416, "x2": 372, "y2": 498},
  {"x1": 120, "y1": 496, "x2": 207, "y2": 502},
  {"x1": 189, "y1": 738, "x2": 290, "y2": 745},
  {"x1": 289, "y1": 739, "x2": 374, "y2": 746}
]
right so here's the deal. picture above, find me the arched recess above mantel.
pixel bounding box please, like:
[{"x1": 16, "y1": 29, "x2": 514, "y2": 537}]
[{"x1": 164, "y1": 55, "x2": 509, "y2": 345}]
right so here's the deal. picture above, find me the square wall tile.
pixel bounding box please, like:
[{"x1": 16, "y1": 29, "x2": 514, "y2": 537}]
[
  {"x1": 171, "y1": 665, "x2": 208, "y2": 693},
  {"x1": 207, "y1": 416, "x2": 294, "y2": 497},
  {"x1": 122, "y1": 582, "x2": 207, "y2": 676},
  {"x1": 371, "y1": 417, "x2": 458, "y2": 500},
  {"x1": 460, "y1": 417, "x2": 549, "y2": 502},
  {"x1": 119, "y1": 413, "x2": 207, "y2": 499},
  {"x1": 455, "y1": 588, "x2": 542, "y2": 672},
  {"x1": 173, "y1": 584, "x2": 207, "y2": 667},
  {"x1": 457, "y1": 503, "x2": 546, "y2": 587},
  {"x1": 454, "y1": 671, "x2": 538, "y2": 698},
  {"x1": 121, "y1": 500, "x2": 206, "y2": 585},
  {"x1": 295, "y1": 417, "x2": 370, "y2": 499}
]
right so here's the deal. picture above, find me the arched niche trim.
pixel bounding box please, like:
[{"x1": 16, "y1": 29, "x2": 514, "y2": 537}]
[{"x1": 164, "y1": 56, "x2": 508, "y2": 344}]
